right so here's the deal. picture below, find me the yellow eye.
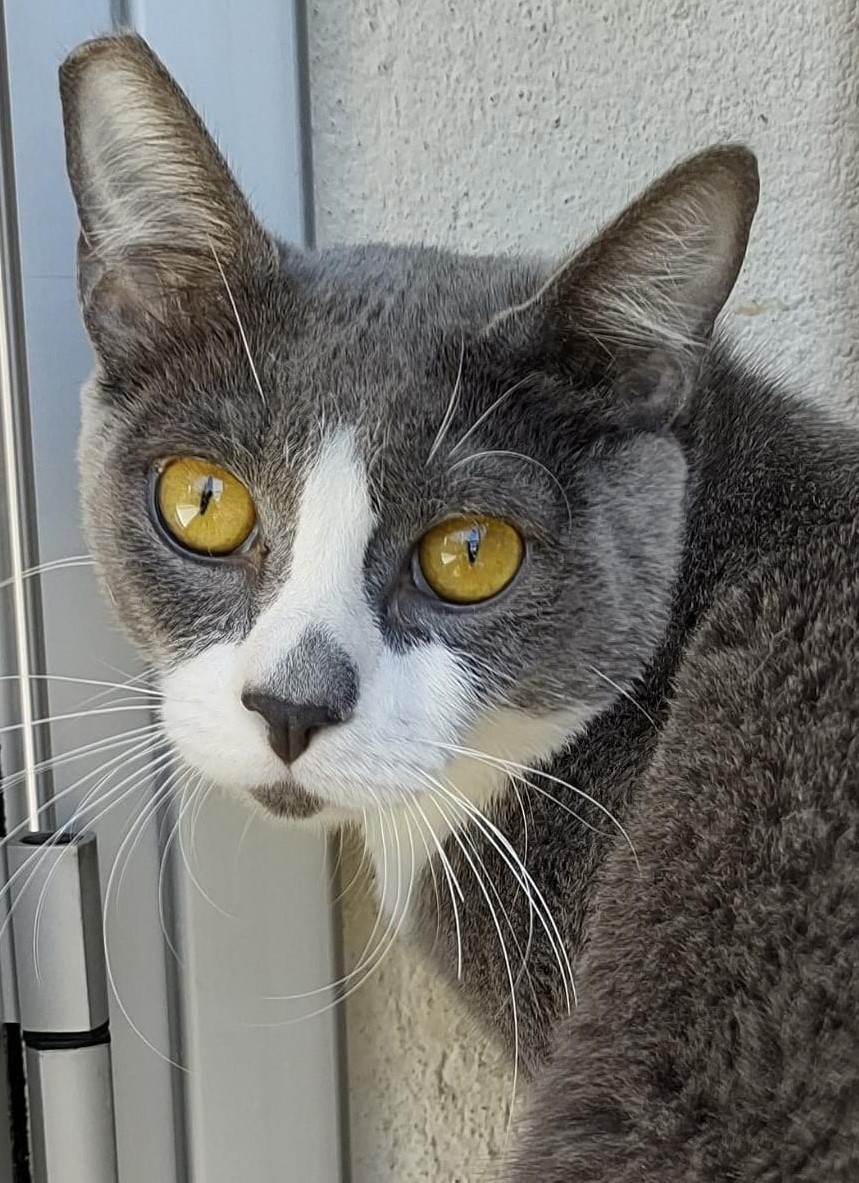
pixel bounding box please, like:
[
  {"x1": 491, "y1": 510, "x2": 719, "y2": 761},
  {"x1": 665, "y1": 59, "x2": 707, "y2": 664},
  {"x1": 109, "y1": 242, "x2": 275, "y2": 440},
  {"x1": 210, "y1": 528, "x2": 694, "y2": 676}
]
[
  {"x1": 156, "y1": 457, "x2": 256, "y2": 556},
  {"x1": 417, "y1": 515, "x2": 524, "y2": 604}
]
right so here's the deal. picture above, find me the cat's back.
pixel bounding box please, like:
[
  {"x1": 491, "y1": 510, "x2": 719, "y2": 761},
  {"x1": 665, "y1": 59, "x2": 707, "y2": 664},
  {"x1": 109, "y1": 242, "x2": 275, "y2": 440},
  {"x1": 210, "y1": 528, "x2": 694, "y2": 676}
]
[{"x1": 513, "y1": 386, "x2": 859, "y2": 1182}]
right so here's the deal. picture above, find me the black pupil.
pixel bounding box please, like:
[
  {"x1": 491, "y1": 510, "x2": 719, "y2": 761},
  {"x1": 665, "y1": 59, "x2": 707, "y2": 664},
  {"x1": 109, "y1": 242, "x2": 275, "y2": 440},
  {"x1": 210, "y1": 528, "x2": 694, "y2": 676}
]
[
  {"x1": 199, "y1": 476, "x2": 215, "y2": 517},
  {"x1": 466, "y1": 526, "x2": 481, "y2": 564}
]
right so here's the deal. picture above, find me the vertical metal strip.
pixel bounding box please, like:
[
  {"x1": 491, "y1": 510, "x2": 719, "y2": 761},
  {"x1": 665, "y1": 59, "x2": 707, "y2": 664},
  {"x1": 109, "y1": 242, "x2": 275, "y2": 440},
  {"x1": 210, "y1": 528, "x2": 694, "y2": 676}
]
[
  {"x1": 0, "y1": 0, "x2": 52, "y2": 834},
  {"x1": 293, "y1": 0, "x2": 317, "y2": 250},
  {"x1": 110, "y1": 0, "x2": 132, "y2": 29}
]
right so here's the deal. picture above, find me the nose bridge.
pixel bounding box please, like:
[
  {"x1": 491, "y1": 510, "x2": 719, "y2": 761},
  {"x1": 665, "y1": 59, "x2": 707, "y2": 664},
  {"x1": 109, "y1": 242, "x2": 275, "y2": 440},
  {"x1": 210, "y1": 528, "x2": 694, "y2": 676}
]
[
  {"x1": 243, "y1": 427, "x2": 377, "y2": 689},
  {"x1": 272, "y1": 626, "x2": 359, "y2": 716}
]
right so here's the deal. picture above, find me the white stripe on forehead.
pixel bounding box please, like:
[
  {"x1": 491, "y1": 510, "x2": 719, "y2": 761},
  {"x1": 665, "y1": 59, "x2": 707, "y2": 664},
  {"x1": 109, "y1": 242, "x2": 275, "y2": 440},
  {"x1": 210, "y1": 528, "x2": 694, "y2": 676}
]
[
  {"x1": 289, "y1": 429, "x2": 373, "y2": 600},
  {"x1": 244, "y1": 428, "x2": 376, "y2": 678}
]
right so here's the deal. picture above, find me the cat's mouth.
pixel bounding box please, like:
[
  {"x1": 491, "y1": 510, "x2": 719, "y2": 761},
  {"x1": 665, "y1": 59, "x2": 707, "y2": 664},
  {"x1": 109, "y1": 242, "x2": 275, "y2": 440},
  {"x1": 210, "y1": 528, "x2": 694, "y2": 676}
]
[{"x1": 249, "y1": 778, "x2": 326, "y2": 820}]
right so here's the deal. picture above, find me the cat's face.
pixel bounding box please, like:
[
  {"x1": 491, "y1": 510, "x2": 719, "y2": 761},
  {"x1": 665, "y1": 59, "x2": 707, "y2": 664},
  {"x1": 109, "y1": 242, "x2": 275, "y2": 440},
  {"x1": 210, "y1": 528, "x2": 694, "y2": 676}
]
[{"x1": 61, "y1": 36, "x2": 758, "y2": 826}]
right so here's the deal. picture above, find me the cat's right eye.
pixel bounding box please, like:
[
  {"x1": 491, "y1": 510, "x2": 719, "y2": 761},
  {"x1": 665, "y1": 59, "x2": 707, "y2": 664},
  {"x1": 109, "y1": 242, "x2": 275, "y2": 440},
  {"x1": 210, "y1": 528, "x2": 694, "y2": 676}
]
[{"x1": 155, "y1": 457, "x2": 257, "y2": 557}]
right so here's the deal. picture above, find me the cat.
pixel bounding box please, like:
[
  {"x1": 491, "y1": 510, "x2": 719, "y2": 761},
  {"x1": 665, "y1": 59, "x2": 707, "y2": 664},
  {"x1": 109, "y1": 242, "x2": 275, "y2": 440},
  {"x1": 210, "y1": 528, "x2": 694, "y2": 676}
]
[{"x1": 60, "y1": 33, "x2": 859, "y2": 1182}]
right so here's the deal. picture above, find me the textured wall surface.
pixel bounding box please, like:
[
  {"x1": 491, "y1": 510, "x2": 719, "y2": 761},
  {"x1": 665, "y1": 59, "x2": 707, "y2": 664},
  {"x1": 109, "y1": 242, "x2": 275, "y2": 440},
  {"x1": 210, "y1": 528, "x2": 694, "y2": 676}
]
[
  {"x1": 308, "y1": 2, "x2": 859, "y2": 1178},
  {"x1": 338, "y1": 842, "x2": 512, "y2": 1182}
]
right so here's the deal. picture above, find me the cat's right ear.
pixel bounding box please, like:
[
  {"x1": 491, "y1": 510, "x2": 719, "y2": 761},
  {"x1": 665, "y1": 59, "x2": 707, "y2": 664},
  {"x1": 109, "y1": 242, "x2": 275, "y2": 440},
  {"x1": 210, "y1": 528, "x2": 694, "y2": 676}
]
[{"x1": 59, "y1": 34, "x2": 275, "y2": 364}]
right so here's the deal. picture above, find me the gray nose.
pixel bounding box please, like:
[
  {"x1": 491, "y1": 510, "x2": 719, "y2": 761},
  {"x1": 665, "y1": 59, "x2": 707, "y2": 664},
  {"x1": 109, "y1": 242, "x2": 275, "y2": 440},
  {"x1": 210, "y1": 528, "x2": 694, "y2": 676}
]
[
  {"x1": 242, "y1": 627, "x2": 359, "y2": 764},
  {"x1": 241, "y1": 692, "x2": 340, "y2": 764}
]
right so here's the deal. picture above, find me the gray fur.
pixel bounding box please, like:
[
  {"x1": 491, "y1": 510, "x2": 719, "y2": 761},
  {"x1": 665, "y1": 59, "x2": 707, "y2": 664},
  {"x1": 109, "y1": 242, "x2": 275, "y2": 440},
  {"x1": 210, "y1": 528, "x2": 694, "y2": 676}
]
[{"x1": 61, "y1": 34, "x2": 859, "y2": 1182}]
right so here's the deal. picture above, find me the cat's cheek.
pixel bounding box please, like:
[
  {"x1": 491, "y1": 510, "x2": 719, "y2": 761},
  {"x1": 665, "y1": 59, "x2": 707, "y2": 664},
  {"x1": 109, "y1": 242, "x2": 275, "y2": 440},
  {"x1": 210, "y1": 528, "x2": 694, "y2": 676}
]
[
  {"x1": 284, "y1": 640, "x2": 478, "y2": 808},
  {"x1": 159, "y1": 642, "x2": 285, "y2": 793}
]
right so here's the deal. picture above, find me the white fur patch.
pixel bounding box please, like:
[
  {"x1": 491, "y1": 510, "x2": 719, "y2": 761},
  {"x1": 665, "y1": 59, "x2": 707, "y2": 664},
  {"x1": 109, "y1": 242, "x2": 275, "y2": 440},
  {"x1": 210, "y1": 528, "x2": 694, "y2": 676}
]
[
  {"x1": 162, "y1": 429, "x2": 473, "y2": 812},
  {"x1": 361, "y1": 704, "x2": 593, "y2": 920},
  {"x1": 161, "y1": 428, "x2": 595, "y2": 919}
]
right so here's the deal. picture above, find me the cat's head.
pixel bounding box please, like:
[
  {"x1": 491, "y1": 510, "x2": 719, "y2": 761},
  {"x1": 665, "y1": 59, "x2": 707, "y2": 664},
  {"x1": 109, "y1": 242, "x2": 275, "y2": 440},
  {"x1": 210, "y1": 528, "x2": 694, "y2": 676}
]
[{"x1": 60, "y1": 35, "x2": 758, "y2": 825}]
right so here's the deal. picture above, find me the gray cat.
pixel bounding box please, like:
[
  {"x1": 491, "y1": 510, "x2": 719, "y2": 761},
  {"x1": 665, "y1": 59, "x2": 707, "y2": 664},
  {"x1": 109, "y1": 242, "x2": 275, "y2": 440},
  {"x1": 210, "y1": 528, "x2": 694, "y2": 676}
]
[{"x1": 60, "y1": 34, "x2": 859, "y2": 1181}]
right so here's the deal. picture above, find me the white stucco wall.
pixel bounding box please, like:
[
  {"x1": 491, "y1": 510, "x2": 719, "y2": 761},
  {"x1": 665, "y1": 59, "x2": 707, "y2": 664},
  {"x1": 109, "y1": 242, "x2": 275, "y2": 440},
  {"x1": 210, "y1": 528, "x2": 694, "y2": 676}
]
[{"x1": 308, "y1": 2, "x2": 859, "y2": 1177}]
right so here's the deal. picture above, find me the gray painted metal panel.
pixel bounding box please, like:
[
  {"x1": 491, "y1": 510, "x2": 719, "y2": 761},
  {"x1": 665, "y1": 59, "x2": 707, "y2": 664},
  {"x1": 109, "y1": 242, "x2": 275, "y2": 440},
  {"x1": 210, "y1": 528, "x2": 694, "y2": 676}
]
[
  {"x1": 3, "y1": 1, "x2": 343, "y2": 1179},
  {"x1": 3, "y1": 3, "x2": 184, "y2": 1181}
]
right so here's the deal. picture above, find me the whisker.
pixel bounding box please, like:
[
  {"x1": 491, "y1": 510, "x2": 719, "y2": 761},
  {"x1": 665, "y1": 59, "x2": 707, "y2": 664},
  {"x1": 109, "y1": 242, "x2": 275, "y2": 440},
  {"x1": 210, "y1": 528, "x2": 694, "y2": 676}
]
[
  {"x1": 261, "y1": 797, "x2": 417, "y2": 1020},
  {"x1": 407, "y1": 795, "x2": 465, "y2": 979},
  {"x1": 422, "y1": 781, "x2": 521, "y2": 1140},
  {"x1": 448, "y1": 448, "x2": 573, "y2": 530},
  {"x1": 103, "y1": 773, "x2": 190, "y2": 1073},
  {"x1": 158, "y1": 769, "x2": 199, "y2": 967},
  {"x1": 0, "y1": 703, "x2": 158, "y2": 739},
  {"x1": 176, "y1": 779, "x2": 233, "y2": 919},
  {"x1": 229, "y1": 809, "x2": 257, "y2": 906},
  {"x1": 423, "y1": 772, "x2": 573, "y2": 1013},
  {"x1": 260, "y1": 808, "x2": 395, "y2": 1006},
  {"x1": 119, "y1": 759, "x2": 186, "y2": 903},
  {"x1": 5, "y1": 735, "x2": 168, "y2": 962},
  {"x1": 587, "y1": 663, "x2": 658, "y2": 729},
  {"x1": 208, "y1": 239, "x2": 267, "y2": 409},
  {"x1": 32, "y1": 740, "x2": 172, "y2": 978},
  {"x1": 447, "y1": 374, "x2": 534, "y2": 459},
  {"x1": 0, "y1": 722, "x2": 161, "y2": 796},
  {"x1": 0, "y1": 673, "x2": 161, "y2": 697},
  {"x1": 413, "y1": 738, "x2": 639, "y2": 869},
  {"x1": 188, "y1": 779, "x2": 216, "y2": 872},
  {"x1": 330, "y1": 836, "x2": 370, "y2": 906},
  {"x1": 0, "y1": 732, "x2": 165, "y2": 869},
  {"x1": 426, "y1": 336, "x2": 465, "y2": 466},
  {"x1": 327, "y1": 829, "x2": 346, "y2": 893},
  {"x1": 401, "y1": 797, "x2": 443, "y2": 954},
  {"x1": 432, "y1": 785, "x2": 538, "y2": 1009},
  {"x1": 0, "y1": 555, "x2": 93, "y2": 593}
]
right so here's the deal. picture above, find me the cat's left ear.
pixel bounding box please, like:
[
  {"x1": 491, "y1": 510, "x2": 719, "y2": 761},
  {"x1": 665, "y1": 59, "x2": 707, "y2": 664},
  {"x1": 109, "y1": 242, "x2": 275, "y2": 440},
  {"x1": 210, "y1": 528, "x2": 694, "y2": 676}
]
[
  {"x1": 494, "y1": 146, "x2": 759, "y2": 427},
  {"x1": 59, "y1": 34, "x2": 277, "y2": 363}
]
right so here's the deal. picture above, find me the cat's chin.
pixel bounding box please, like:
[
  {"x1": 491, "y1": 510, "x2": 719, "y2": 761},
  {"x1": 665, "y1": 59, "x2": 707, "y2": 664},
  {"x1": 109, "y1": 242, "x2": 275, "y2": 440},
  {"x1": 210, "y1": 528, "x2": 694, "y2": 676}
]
[{"x1": 249, "y1": 779, "x2": 326, "y2": 821}]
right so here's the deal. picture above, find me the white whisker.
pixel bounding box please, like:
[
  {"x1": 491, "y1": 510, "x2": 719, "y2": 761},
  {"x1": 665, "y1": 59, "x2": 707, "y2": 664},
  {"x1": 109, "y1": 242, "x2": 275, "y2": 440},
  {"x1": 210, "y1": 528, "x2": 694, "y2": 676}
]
[
  {"x1": 33, "y1": 741, "x2": 173, "y2": 979},
  {"x1": 0, "y1": 722, "x2": 161, "y2": 796},
  {"x1": 0, "y1": 555, "x2": 93, "y2": 593},
  {"x1": 587, "y1": 663, "x2": 657, "y2": 729},
  {"x1": 426, "y1": 336, "x2": 465, "y2": 466},
  {"x1": 414, "y1": 738, "x2": 639, "y2": 869},
  {"x1": 408, "y1": 795, "x2": 465, "y2": 979},
  {"x1": 447, "y1": 374, "x2": 534, "y2": 459},
  {"x1": 177, "y1": 778, "x2": 233, "y2": 919},
  {"x1": 208, "y1": 238, "x2": 267, "y2": 409},
  {"x1": 423, "y1": 782, "x2": 520, "y2": 1141},
  {"x1": 260, "y1": 799, "x2": 417, "y2": 1021},
  {"x1": 424, "y1": 772, "x2": 573, "y2": 1013},
  {"x1": 103, "y1": 773, "x2": 189, "y2": 1073},
  {"x1": 0, "y1": 703, "x2": 157, "y2": 739},
  {"x1": 448, "y1": 448, "x2": 573, "y2": 530}
]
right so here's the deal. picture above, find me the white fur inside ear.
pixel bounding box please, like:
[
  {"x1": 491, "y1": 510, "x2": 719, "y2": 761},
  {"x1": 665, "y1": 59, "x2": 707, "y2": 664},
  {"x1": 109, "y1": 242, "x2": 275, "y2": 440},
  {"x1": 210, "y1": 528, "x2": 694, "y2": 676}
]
[
  {"x1": 489, "y1": 148, "x2": 756, "y2": 364},
  {"x1": 73, "y1": 58, "x2": 234, "y2": 261}
]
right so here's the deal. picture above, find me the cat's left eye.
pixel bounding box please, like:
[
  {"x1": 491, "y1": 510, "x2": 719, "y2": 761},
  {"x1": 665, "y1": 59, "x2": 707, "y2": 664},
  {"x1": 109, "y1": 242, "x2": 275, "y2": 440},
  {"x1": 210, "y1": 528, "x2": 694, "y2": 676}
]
[
  {"x1": 417, "y1": 515, "x2": 524, "y2": 605},
  {"x1": 156, "y1": 457, "x2": 256, "y2": 556}
]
